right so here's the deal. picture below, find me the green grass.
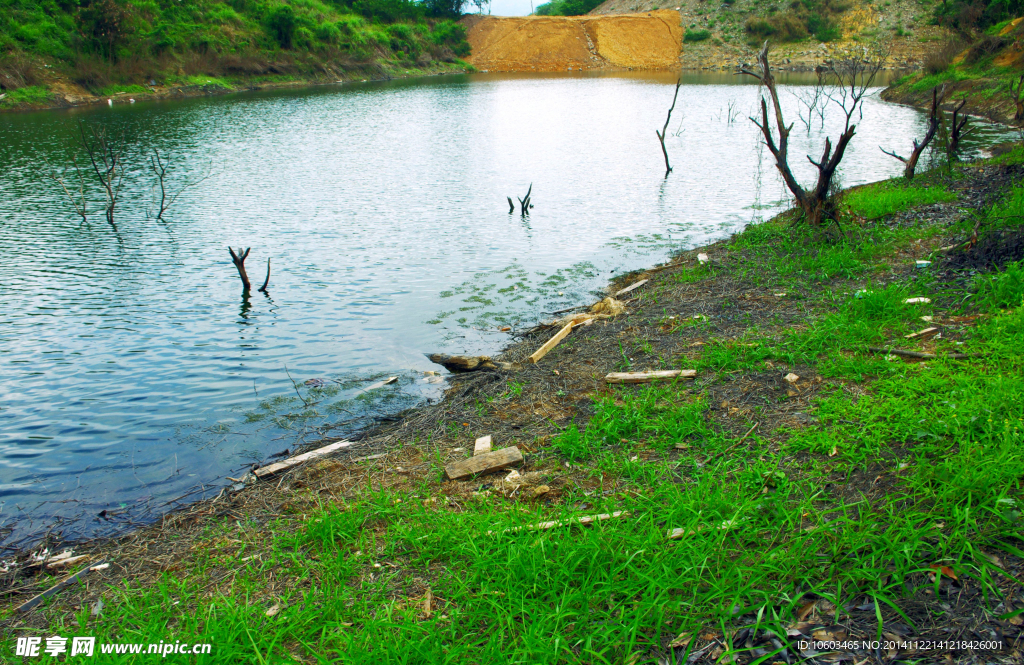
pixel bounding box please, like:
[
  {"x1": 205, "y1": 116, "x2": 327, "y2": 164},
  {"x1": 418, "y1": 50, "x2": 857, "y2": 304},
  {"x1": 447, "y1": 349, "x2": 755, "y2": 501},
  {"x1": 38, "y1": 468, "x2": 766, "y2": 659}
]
[
  {"x1": 846, "y1": 180, "x2": 956, "y2": 219},
  {"x1": 684, "y1": 28, "x2": 713, "y2": 42},
  {"x1": 0, "y1": 84, "x2": 50, "y2": 107}
]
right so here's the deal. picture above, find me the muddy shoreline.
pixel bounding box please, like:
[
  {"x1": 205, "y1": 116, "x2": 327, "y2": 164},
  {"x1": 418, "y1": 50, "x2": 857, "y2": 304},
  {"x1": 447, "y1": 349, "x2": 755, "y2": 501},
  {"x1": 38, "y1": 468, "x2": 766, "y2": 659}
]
[{"x1": 0, "y1": 61, "x2": 472, "y2": 114}]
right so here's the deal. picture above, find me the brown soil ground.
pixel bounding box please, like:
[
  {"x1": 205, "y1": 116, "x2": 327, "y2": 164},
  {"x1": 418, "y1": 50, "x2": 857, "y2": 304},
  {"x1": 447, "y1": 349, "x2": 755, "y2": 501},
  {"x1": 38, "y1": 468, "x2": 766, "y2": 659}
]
[{"x1": 462, "y1": 11, "x2": 683, "y2": 72}]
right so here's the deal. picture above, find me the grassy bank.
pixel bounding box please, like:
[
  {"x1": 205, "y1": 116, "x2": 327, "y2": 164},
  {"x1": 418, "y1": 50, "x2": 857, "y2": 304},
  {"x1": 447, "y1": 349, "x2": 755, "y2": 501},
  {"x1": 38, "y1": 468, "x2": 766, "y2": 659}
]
[
  {"x1": 0, "y1": 0, "x2": 473, "y2": 111},
  {"x1": 882, "y1": 17, "x2": 1024, "y2": 123},
  {"x1": 3, "y1": 154, "x2": 1024, "y2": 662}
]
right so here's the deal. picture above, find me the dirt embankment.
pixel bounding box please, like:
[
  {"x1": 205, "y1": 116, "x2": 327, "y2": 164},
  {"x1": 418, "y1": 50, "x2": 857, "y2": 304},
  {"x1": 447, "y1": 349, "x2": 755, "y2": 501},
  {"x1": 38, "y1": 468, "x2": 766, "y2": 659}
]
[{"x1": 462, "y1": 10, "x2": 683, "y2": 72}]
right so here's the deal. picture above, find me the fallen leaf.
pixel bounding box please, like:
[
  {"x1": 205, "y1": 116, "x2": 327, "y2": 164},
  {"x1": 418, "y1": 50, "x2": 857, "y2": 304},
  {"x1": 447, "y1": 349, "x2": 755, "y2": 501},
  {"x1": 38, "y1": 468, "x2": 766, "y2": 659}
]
[
  {"x1": 929, "y1": 563, "x2": 958, "y2": 580},
  {"x1": 265, "y1": 604, "x2": 281, "y2": 617},
  {"x1": 668, "y1": 631, "x2": 692, "y2": 648},
  {"x1": 797, "y1": 600, "x2": 817, "y2": 621}
]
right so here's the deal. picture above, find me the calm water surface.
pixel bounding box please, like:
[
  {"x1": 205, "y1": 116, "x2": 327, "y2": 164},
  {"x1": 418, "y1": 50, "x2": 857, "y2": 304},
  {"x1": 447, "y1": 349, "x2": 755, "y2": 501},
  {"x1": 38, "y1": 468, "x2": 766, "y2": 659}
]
[{"x1": 0, "y1": 71, "x2": 1010, "y2": 547}]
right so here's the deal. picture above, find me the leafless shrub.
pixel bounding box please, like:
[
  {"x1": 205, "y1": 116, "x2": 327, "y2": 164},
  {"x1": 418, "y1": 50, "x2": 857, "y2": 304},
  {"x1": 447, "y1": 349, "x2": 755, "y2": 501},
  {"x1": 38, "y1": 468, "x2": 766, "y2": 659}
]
[
  {"x1": 150, "y1": 150, "x2": 212, "y2": 221},
  {"x1": 0, "y1": 54, "x2": 40, "y2": 91},
  {"x1": 923, "y1": 38, "x2": 965, "y2": 74}
]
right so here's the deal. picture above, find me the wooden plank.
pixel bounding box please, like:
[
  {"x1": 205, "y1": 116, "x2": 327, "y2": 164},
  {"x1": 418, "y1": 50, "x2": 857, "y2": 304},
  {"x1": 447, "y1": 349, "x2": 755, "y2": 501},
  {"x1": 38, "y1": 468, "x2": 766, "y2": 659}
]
[
  {"x1": 614, "y1": 279, "x2": 648, "y2": 298},
  {"x1": 905, "y1": 326, "x2": 940, "y2": 340},
  {"x1": 254, "y1": 440, "x2": 355, "y2": 478},
  {"x1": 604, "y1": 370, "x2": 696, "y2": 384},
  {"x1": 16, "y1": 560, "x2": 107, "y2": 613},
  {"x1": 474, "y1": 435, "x2": 492, "y2": 456},
  {"x1": 445, "y1": 447, "x2": 523, "y2": 480},
  {"x1": 528, "y1": 322, "x2": 573, "y2": 364}
]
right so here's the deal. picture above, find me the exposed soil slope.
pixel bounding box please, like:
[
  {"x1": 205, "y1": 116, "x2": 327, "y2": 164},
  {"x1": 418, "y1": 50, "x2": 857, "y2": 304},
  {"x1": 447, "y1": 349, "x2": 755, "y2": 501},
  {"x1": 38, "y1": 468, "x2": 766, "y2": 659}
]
[
  {"x1": 589, "y1": 0, "x2": 943, "y2": 71},
  {"x1": 462, "y1": 10, "x2": 683, "y2": 72}
]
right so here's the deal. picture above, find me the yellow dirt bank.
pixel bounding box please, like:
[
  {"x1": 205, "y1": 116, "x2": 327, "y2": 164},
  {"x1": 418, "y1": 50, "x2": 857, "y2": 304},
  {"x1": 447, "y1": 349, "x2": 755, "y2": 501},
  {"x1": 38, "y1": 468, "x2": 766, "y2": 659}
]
[{"x1": 462, "y1": 10, "x2": 682, "y2": 72}]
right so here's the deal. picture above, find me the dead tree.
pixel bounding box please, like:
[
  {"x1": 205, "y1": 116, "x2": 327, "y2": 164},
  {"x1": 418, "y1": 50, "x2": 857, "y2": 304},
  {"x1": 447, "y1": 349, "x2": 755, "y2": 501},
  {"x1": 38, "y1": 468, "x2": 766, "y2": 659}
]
[
  {"x1": 741, "y1": 42, "x2": 886, "y2": 227},
  {"x1": 655, "y1": 77, "x2": 682, "y2": 177},
  {"x1": 506, "y1": 196, "x2": 515, "y2": 214},
  {"x1": 793, "y1": 70, "x2": 827, "y2": 133},
  {"x1": 1011, "y1": 74, "x2": 1024, "y2": 123},
  {"x1": 48, "y1": 153, "x2": 89, "y2": 224},
  {"x1": 517, "y1": 183, "x2": 532, "y2": 216},
  {"x1": 150, "y1": 149, "x2": 211, "y2": 221},
  {"x1": 947, "y1": 97, "x2": 971, "y2": 159},
  {"x1": 228, "y1": 247, "x2": 271, "y2": 293},
  {"x1": 881, "y1": 86, "x2": 945, "y2": 181},
  {"x1": 79, "y1": 123, "x2": 131, "y2": 231},
  {"x1": 229, "y1": 247, "x2": 252, "y2": 290}
]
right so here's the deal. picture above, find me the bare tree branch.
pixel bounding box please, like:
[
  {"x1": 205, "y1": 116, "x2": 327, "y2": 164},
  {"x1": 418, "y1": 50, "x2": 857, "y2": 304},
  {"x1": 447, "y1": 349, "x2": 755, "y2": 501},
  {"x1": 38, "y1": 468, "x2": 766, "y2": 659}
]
[
  {"x1": 79, "y1": 122, "x2": 132, "y2": 232},
  {"x1": 229, "y1": 246, "x2": 252, "y2": 291},
  {"x1": 655, "y1": 76, "x2": 682, "y2": 177},
  {"x1": 150, "y1": 150, "x2": 212, "y2": 221},
  {"x1": 48, "y1": 152, "x2": 89, "y2": 224},
  {"x1": 880, "y1": 85, "x2": 945, "y2": 180}
]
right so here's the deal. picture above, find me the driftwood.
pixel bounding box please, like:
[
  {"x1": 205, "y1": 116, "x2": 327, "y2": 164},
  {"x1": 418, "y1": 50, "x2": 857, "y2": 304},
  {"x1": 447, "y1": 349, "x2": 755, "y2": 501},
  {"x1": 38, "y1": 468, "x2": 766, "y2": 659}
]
[
  {"x1": 445, "y1": 446, "x2": 523, "y2": 480},
  {"x1": 489, "y1": 510, "x2": 630, "y2": 536},
  {"x1": 253, "y1": 440, "x2": 355, "y2": 478},
  {"x1": 604, "y1": 370, "x2": 696, "y2": 384},
  {"x1": 16, "y1": 560, "x2": 108, "y2": 613},
  {"x1": 427, "y1": 354, "x2": 511, "y2": 372},
  {"x1": 866, "y1": 347, "x2": 974, "y2": 360}
]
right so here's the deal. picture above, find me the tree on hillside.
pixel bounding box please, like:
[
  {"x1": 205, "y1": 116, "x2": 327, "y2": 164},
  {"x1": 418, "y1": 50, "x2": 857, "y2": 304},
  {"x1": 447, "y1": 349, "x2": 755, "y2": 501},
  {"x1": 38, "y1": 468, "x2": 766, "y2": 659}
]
[
  {"x1": 80, "y1": 0, "x2": 135, "y2": 61},
  {"x1": 741, "y1": 41, "x2": 886, "y2": 227}
]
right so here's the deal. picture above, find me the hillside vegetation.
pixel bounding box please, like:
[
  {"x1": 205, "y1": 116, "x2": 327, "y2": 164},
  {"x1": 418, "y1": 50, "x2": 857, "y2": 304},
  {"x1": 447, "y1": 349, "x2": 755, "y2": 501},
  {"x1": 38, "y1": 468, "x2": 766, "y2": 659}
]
[
  {"x1": 0, "y1": 0, "x2": 473, "y2": 109},
  {"x1": 883, "y1": 13, "x2": 1024, "y2": 124}
]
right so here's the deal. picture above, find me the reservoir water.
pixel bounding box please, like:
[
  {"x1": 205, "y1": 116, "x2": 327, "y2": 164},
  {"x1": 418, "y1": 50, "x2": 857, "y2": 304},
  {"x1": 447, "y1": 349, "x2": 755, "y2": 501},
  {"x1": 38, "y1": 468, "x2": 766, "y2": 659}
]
[{"x1": 0, "y1": 71, "x2": 1009, "y2": 548}]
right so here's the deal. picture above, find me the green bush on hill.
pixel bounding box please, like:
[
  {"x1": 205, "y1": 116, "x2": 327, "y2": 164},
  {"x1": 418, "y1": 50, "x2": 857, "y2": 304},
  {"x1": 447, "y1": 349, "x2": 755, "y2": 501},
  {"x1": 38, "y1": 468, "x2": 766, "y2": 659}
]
[
  {"x1": 535, "y1": 0, "x2": 604, "y2": 16},
  {"x1": 0, "y1": 0, "x2": 473, "y2": 96},
  {"x1": 743, "y1": 0, "x2": 849, "y2": 44},
  {"x1": 684, "y1": 28, "x2": 712, "y2": 42}
]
